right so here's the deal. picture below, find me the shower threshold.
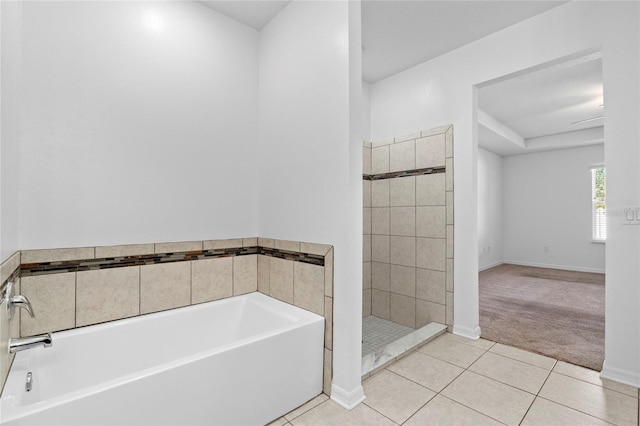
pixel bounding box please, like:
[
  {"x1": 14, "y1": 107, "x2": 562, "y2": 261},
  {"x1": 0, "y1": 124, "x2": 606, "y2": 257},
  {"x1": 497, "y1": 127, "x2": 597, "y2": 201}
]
[{"x1": 361, "y1": 318, "x2": 447, "y2": 378}]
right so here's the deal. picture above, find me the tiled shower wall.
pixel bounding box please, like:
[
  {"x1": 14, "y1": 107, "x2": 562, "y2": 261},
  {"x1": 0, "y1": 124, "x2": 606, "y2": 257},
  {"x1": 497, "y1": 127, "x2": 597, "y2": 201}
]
[
  {"x1": 0, "y1": 238, "x2": 334, "y2": 395},
  {"x1": 363, "y1": 125, "x2": 454, "y2": 330}
]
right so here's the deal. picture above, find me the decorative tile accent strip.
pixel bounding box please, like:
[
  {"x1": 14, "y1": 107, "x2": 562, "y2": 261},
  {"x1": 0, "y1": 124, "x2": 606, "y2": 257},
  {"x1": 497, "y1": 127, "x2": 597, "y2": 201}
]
[
  {"x1": 21, "y1": 246, "x2": 323, "y2": 277},
  {"x1": 363, "y1": 166, "x2": 446, "y2": 181}
]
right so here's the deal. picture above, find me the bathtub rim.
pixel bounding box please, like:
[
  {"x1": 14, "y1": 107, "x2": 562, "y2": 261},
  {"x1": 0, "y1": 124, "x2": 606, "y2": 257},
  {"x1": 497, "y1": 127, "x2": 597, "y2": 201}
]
[{"x1": 1, "y1": 292, "x2": 324, "y2": 422}]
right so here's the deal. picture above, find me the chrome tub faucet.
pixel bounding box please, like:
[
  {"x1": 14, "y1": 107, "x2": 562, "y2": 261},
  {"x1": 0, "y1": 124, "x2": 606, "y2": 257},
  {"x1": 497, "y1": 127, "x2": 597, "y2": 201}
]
[
  {"x1": 2, "y1": 280, "x2": 54, "y2": 353},
  {"x1": 9, "y1": 333, "x2": 53, "y2": 353}
]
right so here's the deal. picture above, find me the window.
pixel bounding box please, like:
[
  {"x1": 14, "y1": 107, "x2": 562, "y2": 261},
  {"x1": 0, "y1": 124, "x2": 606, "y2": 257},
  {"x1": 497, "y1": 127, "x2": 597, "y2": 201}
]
[{"x1": 591, "y1": 167, "x2": 606, "y2": 241}]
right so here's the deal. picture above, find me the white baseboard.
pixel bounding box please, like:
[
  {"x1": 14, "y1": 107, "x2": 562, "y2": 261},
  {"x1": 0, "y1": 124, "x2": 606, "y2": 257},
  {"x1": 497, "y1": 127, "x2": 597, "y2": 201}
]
[
  {"x1": 453, "y1": 324, "x2": 481, "y2": 340},
  {"x1": 331, "y1": 384, "x2": 366, "y2": 410},
  {"x1": 600, "y1": 361, "x2": 640, "y2": 388},
  {"x1": 503, "y1": 260, "x2": 605, "y2": 274},
  {"x1": 479, "y1": 261, "x2": 503, "y2": 272}
]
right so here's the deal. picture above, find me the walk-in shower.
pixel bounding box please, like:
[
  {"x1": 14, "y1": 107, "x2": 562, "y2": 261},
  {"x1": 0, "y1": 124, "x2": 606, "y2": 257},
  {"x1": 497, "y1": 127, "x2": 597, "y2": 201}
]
[{"x1": 362, "y1": 125, "x2": 454, "y2": 376}]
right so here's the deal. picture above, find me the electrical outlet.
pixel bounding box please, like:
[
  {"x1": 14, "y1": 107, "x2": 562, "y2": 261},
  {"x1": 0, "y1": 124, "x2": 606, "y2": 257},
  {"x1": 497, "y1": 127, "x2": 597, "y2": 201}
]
[{"x1": 623, "y1": 207, "x2": 640, "y2": 225}]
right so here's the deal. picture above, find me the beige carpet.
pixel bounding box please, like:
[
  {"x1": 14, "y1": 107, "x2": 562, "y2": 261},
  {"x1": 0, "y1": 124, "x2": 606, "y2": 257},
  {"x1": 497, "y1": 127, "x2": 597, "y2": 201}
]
[{"x1": 479, "y1": 264, "x2": 605, "y2": 371}]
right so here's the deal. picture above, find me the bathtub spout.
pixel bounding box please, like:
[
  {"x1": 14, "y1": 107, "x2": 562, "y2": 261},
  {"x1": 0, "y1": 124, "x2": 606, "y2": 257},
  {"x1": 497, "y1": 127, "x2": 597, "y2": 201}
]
[{"x1": 9, "y1": 333, "x2": 53, "y2": 354}]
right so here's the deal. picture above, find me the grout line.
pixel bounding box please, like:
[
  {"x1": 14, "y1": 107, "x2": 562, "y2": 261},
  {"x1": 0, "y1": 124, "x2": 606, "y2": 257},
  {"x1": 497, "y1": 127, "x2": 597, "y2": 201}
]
[
  {"x1": 533, "y1": 395, "x2": 618, "y2": 425},
  {"x1": 550, "y1": 369, "x2": 640, "y2": 398}
]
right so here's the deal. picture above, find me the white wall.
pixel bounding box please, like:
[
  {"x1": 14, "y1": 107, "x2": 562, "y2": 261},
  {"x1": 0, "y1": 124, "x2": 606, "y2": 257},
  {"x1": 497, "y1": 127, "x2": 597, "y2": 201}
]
[
  {"x1": 369, "y1": 2, "x2": 640, "y2": 386},
  {"x1": 258, "y1": 0, "x2": 363, "y2": 408},
  {"x1": 477, "y1": 148, "x2": 503, "y2": 271},
  {"x1": 19, "y1": 1, "x2": 260, "y2": 249},
  {"x1": 0, "y1": 1, "x2": 22, "y2": 262},
  {"x1": 503, "y1": 144, "x2": 605, "y2": 273},
  {"x1": 362, "y1": 81, "x2": 371, "y2": 142}
]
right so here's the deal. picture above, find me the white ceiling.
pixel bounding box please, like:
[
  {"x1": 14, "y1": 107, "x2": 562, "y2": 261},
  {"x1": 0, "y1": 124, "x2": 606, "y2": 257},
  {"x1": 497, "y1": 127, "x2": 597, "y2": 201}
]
[
  {"x1": 199, "y1": 1, "x2": 290, "y2": 30},
  {"x1": 199, "y1": 0, "x2": 597, "y2": 156},
  {"x1": 478, "y1": 53, "x2": 604, "y2": 156}
]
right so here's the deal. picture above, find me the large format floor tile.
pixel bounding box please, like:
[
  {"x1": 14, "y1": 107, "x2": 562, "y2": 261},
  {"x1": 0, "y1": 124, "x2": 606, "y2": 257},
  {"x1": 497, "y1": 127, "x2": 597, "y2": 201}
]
[
  {"x1": 553, "y1": 361, "x2": 640, "y2": 397},
  {"x1": 404, "y1": 395, "x2": 502, "y2": 426},
  {"x1": 291, "y1": 400, "x2": 395, "y2": 426},
  {"x1": 418, "y1": 335, "x2": 486, "y2": 368},
  {"x1": 489, "y1": 343, "x2": 556, "y2": 370},
  {"x1": 521, "y1": 397, "x2": 610, "y2": 425},
  {"x1": 363, "y1": 370, "x2": 436, "y2": 424},
  {"x1": 539, "y1": 372, "x2": 638, "y2": 425},
  {"x1": 440, "y1": 371, "x2": 535, "y2": 426},
  {"x1": 468, "y1": 351, "x2": 551, "y2": 394},
  {"x1": 387, "y1": 351, "x2": 464, "y2": 392}
]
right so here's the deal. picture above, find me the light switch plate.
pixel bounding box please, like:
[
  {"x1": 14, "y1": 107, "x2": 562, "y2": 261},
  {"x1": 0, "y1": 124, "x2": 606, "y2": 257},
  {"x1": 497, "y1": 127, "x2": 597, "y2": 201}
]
[{"x1": 622, "y1": 207, "x2": 640, "y2": 225}]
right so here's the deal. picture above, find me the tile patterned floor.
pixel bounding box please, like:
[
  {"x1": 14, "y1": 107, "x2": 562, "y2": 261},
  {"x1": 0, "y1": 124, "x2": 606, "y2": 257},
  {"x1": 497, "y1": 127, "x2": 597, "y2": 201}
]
[
  {"x1": 270, "y1": 332, "x2": 640, "y2": 426},
  {"x1": 362, "y1": 316, "x2": 415, "y2": 357}
]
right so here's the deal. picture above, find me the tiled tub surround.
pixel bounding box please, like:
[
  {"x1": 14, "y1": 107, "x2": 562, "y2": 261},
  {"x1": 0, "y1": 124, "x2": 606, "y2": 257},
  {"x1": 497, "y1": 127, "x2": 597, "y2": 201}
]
[
  {"x1": 0, "y1": 238, "x2": 334, "y2": 395},
  {"x1": 0, "y1": 252, "x2": 21, "y2": 393},
  {"x1": 363, "y1": 125, "x2": 454, "y2": 330}
]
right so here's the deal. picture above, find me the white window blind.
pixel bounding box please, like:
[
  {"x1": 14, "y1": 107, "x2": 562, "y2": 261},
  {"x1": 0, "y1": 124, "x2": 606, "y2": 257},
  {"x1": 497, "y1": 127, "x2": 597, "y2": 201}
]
[{"x1": 591, "y1": 167, "x2": 606, "y2": 241}]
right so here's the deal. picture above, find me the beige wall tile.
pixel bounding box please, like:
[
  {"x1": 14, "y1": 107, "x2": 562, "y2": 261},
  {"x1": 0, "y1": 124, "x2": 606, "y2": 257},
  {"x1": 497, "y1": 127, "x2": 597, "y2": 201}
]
[
  {"x1": 371, "y1": 208, "x2": 390, "y2": 235},
  {"x1": 325, "y1": 297, "x2": 333, "y2": 350},
  {"x1": 390, "y1": 236, "x2": 416, "y2": 267},
  {"x1": 390, "y1": 265, "x2": 416, "y2": 297},
  {"x1": 371, "y1": 180, "x2": 390, "y2": 207},
  {"x1": 10, "y1": 277, "x2": 20, "y2": 339},
  {"x1": 203, "y1": 239, "x2": 242, "y2": 250},
  {"x1": 447, "y1": 225, "x2": 454, "y2": 258},
  {"x1": 363, "y1": 180, "x2": 372, "y2": 207},
  {"x1": 363, "y1": 208, "x2": 372, "y2": 235},
  {"x1": 416, "y1": 299, "x2": 446, "y2": 327},
  {"x1": 293, "y1": 262, "x2": 324, "y2": 316},
  {"x1": 372, "y1": 235, "x2": 390, "y2": 263},
  {"x1": 446, "y1": 191, "x2": 454, "y2": 225},
  {"x1": 372, "y1": 262, "x2": 390, "y2": 291},
  {"x1": 363, "y1": 146, "x2": 372, "y2": 175},
  {"x1": 363, "y1": 235, "x2": 372, "y2": 262},
  {"x1": 274, "y1": 239, "x2": 301, "y2": 253},
  {"x1": 390, "y1": 207, "x2": 416, "y2": 237},
  {"x1": 416, "y1": 174, "x2": 445, "y2": 206},
  {"x1": 323, "y1": 348, "x2": 333, "y2": 395},
  {"x1": 269, "y1": 257, "x2": 294, "y2": 304},
  {"x1": 390, "y1": 293, "x2": 416, "y2": 328},
  {"x1": 372, "y1": 137, "x2": 394, "y2": 147},
  {"x1": 21, "y1": 247, "x2": 94, "y2": 264},
  {"x1": 21, "y1": 272, "x2": 76, "y2": 335},
  {"x1": 395, "y1": 131, "x2": 421, "y2": 143},
  {"x1": 325, "y1": 248, "x2": 334, "y2": 297},
  {"x1": 421, "y1": 125, "x2": 450, "y2": 138},
  {"x1": 234, "y1": 255, "x2": 257, "y2": 296},
  {"x1": 363, "y1": 289, "x2": 372, "y2": 317},
  {"x1": 417, "y1": 238, "x2": 446, "y2": 271},
  {"x1": 446, "y1": 291, "x2": 454, "y2": 326},
  {"x1": 363, "y1": 262, "x2": 372, "y2": 290},
  {"x1": 191, "y1": 257, "x2": 233, "y2": 304},
  {"x1": 258, "y1": 238, "x2": 275, "y2": 248},
  {"x1": 446, "y1": 258, "x2": 454, "y2": 292},
  {"x1": 372, "y1": 145, "x2": 390, "y2": 174},
  {"x1": 416, "y1": 134, "x2": 445, "y2": 169},
  {"x1": 390, "y1": 176, "x2": 415, "y2": 207},
  {"x1": 95, "y1": 244, "x2": 154, "y2": 258},
  {"x1": 416, "y1": 206, "x2": 446, "y2": 238},
  {"x1": 76, "y1": 267, "x2": 140, "y2": 327},
  {"x1": 416, "y1": 268, "x2": 446, "y2": 304},
  {"x1": 372, "y1": 289, "x2": 390, "y2": 320},
  {"x1": 140, "y1": 262, "x2": 191, "y2": 314},
  {"x1": 243, "y1": 238, "x2": 258, "y2": 247},
  {"x1": 390, "y1": 140, "x2": 415, "y2": 172},
  {"x1": 300, "y1": 242, "x2": 331, "y2": 256},
  {"x1": 155, "y1": 241, "x2": 202, "y2": 253},
  {"x1": 445, "y1": 126, "x2": 454, "y2": 158},
  {"x1": 1, "y1": 251, "x2": 20, "y2": 283},
  {"x1": 446, "y1": 158, "x2": 454, "y2": 191},
  {"x1": 257, "y1": 255, "x2": 270, "y2": 294}
]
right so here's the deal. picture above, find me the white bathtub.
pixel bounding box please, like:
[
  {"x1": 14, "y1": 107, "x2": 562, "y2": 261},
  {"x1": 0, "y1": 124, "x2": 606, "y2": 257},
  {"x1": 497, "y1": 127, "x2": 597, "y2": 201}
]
[{"x1": 1, "y1": 292, "x2": 324, "y2": 425}]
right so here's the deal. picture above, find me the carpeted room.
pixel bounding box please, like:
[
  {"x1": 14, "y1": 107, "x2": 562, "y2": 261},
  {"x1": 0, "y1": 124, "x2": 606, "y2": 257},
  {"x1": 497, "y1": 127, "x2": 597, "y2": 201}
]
[{"x1": 477, "y1": 55, "x2": 606, "y2": 372}]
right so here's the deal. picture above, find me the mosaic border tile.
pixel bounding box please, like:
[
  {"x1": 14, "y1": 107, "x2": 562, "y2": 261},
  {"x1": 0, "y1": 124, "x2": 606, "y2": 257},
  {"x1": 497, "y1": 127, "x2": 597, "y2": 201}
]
[
  {"x1": 20, "y1": 246, "x2": 324, "y2": 277},
  {"x1": 363, "y1": 166, "x2": 446, "y2": 181}
]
